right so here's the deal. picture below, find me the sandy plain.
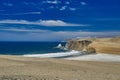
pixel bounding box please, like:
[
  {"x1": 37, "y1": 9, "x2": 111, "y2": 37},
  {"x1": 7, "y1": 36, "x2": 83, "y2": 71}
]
[{"x1": 0, "y1": 55, "x2": 120, "y2": 80}]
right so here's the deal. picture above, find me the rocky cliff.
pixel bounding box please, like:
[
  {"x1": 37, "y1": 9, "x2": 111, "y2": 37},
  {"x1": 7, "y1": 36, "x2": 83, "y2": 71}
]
[{"x1": 65, "y1": 36, "x2": 120, "y2": 54}]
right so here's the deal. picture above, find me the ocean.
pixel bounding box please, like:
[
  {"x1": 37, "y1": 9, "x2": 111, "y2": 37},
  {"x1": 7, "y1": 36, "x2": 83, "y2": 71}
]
[{"x1": 0, "y1": 42, "x2": 81, "y2": 58}]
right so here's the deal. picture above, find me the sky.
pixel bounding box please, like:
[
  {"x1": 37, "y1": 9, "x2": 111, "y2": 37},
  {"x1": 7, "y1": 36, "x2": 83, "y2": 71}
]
[{"x1": 0, "y1": 0, "x2": 120, "y2": 41}]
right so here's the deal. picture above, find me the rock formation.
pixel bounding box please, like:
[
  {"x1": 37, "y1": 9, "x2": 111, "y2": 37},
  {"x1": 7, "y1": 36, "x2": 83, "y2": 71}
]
[
  {"x1": 65, "y1": 36, "x2": 120, "y2": 54},
  {"x1": 56, "y1": 44, "x2": 63, "y2": 48}
]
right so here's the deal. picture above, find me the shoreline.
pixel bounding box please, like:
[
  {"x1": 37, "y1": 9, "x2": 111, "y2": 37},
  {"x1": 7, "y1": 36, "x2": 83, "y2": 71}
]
[{"x1": 0, "y1": 52, "x2": 120, "y2": 62}]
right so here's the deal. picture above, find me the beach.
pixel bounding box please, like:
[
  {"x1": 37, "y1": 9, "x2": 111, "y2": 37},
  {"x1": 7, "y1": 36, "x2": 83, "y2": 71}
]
[
  {"x1": 0, "y1": 0, "x2": 120, "y2": 79},
  {"x1": 0, "y1": 55, "x2": 120, "y2": 80}
]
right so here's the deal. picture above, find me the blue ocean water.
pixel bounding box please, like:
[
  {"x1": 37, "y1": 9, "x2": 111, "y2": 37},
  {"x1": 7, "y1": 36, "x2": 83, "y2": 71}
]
[{"x1": 0, "y1": 42, "x2": 67, "y2": 55}]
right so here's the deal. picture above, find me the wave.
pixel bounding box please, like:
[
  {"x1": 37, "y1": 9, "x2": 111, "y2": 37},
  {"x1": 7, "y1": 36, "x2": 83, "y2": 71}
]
[{"x1": 23, "y1": 50, "x2": 82, "y2": 58}]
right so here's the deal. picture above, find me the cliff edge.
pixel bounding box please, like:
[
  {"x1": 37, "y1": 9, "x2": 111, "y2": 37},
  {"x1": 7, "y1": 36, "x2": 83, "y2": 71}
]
[{"x1": 65, "y1": 36, "x2": 120, "y2": 54}]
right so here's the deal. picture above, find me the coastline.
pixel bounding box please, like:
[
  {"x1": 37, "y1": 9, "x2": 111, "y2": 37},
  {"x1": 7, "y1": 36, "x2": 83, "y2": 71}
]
[
  {"x1": 1, "y1": 51, "x2": 120, "y2": 62},
  {"x1": 65, "y1": 36, "x2": 120, "y2": 55},
  {"x1": 0, "y1": 55, "x2": 120, "y2": 80}
]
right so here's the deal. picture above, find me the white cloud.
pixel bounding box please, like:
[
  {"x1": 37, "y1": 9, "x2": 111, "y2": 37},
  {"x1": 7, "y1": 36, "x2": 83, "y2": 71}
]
[
  {"x1": 3, "y1": 3, "x2": 13, "y2": 6},
  {"x1": 23, "y1": 2, "x2": 36, "y2": 6},
  {"x1": 60, "y1": 6, "x2": 67, "y2": 11},
  {"x1": 69, "y1": 8, "x2": 76, "y2": 11},
  {"x1": 60, "y1": 6, "x2": 76, "y2": 11},
  {"x1": 1, "y1": 28, "x2": 120, "y2": 38},
  {"x1": 0, "y1": 28, "x2": 48, "y2": 33},
  {"x1": 17, "y1": 12, "x2": 41, "y2": 15},
  {"x1": 65, "y1": 1, "x2": 70, "y2": 5},
  {"x1": 0, "y1": 20, "x2": 88, "y2": 27},
  {"x1": 42, "y1": 0, "x2": 61, "y2": 4},
  {"x1": 0, "y1": 12, "x2": 41, "y2": 15},
  {"x1": 80, "y1": 2, "x2": 87, "y2": 5}
]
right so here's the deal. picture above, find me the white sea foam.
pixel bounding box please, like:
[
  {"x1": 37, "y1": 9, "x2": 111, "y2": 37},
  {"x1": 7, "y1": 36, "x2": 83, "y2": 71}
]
[
  {"x1": 23, "y1": 50, "x2": 82, "y2": 58},
  {"x1": 65, "y1": 53, "x2": 120, "y2": 62},
  {"x1": 23, "y1": 51, "x2": 120, "y2": 62}
]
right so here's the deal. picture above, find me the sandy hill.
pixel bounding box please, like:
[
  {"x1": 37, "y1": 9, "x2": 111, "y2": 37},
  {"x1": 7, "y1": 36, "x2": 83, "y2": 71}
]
[{"x1": 66, "y1": 36, "x2": 120, "y2": 54}]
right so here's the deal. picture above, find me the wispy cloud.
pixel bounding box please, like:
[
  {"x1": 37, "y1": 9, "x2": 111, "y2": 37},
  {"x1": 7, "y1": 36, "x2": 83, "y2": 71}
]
[
  {"x1": 0, "y1": 28, "x2": 48, "y2": 33},
  {"x1": 23, "y1": 2, "x2": 36, "y2": 6},
  {"x1": 0, "y1": 12, "x2": 41, "y2": 15},
  {"x1": 1, "y1": 28, "x2": 120, "y2": 37},
  {"x1": 1, "y1": 29, "x2": 120, "y2": 41},
  {"x1": 0, "y1": 20, "x2": 88, "y2": 27},
  {"x1": 69, "y1": 8, "x2": 76, "y2": 11},
  {"x1": 42, "y1": 0, "x2": 61, "y2": 4},
  {"x1": 65, "y1": 1, "x2": 70, "y2": 5},
  {"x1": 60, "y1": 6, "x2": 67, "y2": 11},
  {"x1": 3, "y1": 3, "x2": 13, "y2": 7},
  {"x1": 53, "y1": 31, "x2": 120, "y2": 38},
  {"x1": 80, "y1": 2, "x2": 87, "y2": 5},
  {"x1": 60, "y1": 6, "x2": 77, "y2": 11}
]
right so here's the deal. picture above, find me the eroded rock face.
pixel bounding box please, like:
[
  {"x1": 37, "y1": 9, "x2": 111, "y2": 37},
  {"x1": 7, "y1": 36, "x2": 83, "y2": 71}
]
[
  {"x1": 83, "y1": 46, "x2": 96, "y2": 53},
  {"x1": 65, "y1": 40, "x2": 95, "y2": 53},
  {"x1": 65, "y1": 36, "x2": 120, "y2": 54}
]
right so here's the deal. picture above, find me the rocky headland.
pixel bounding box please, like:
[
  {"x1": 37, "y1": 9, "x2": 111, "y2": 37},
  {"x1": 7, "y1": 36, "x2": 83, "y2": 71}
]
[{"x1": 65, "y1": 36, "x2": 120, "y2": 54}]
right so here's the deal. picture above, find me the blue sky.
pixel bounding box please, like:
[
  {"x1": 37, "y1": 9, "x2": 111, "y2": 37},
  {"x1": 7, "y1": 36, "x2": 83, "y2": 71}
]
[{"x1": 0, "y1": 0, "x2": 120, "y2": 41}]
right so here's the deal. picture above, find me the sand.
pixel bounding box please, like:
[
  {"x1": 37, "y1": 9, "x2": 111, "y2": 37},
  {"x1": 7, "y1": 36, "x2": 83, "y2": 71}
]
[{"x1": 0, "y1": 55, "x2": 120, "y2": 80}]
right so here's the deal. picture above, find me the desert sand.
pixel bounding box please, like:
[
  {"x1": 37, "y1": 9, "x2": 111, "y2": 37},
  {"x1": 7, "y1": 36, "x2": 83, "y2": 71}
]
[{"x1": 0, "y1": 55, "x2": 120, "y2": 80}]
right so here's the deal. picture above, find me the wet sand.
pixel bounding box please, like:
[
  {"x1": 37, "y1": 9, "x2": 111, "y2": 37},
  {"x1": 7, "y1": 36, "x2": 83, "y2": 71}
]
[{"x1": 0, "y1": 55, "x2": 120, "y2": 80}]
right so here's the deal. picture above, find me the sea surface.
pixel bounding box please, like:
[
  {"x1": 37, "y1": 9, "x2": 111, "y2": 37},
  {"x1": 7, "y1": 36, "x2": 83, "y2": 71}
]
[{"x1": 0, "y1": 42, "x2": 82, "y2": 58}]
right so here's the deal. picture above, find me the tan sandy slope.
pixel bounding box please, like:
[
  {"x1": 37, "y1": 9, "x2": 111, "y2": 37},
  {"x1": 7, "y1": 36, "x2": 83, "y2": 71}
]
[
  {"x1": 66, "y1": 36, "x2": 120, "y2": 54},
  {"x1": 0, "y1": 55, "x2": 120, "y2": 80}
]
